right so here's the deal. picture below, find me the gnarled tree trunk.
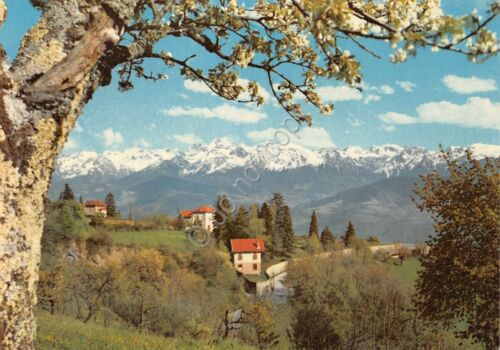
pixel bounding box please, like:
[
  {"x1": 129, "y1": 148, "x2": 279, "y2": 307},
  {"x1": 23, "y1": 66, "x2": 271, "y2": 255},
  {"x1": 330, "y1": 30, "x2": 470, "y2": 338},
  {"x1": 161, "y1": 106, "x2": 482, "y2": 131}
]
[{"x1": 0, "y1": 1, "x2": 137, "y2": 348}]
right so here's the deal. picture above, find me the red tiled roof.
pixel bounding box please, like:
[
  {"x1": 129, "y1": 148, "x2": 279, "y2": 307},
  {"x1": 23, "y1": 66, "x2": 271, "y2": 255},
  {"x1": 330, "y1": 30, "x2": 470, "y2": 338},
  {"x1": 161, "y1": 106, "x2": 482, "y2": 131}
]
[
  {"x1": 85, "y1": 200, "x2": 106, "y2": 207},
  {"x1": 180, "y1": 210, "x2": 193, "y2": 218},
  {"x1": 230, "y1": 239, "x2": 265, "y2": 253},
  {"x1": 181, "y1": 206, "x2": 214, "y2": 217},
  {"x1": 193, "y1": 206, "x2": 214, "y2": 213}
]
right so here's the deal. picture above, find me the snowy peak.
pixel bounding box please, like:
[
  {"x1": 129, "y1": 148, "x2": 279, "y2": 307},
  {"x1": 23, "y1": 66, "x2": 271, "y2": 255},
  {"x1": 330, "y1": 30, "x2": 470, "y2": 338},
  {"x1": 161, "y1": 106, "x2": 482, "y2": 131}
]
[
  {"x1": 103, "y1": 147, "x2": 177, "y2": 173},
  {"x1": 468, "y1": 143, "x2": 500, "y2": 158},
  {"x1": 56, "y1": 140, "x2": 500, "y2": 179},
  {"x1": 339, "y1": 144, "x2": 405, "y2": 160},
  {"x1": 57, "y1": 148, "x2": 177, "y2": 179}
]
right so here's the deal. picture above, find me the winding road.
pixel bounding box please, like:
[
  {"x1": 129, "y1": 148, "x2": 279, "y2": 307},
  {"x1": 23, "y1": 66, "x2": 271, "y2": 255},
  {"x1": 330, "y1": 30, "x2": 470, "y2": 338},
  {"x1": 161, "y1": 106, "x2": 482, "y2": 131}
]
[{"x1": 256, "y1": 243, "x2": 424, "y2": 301}]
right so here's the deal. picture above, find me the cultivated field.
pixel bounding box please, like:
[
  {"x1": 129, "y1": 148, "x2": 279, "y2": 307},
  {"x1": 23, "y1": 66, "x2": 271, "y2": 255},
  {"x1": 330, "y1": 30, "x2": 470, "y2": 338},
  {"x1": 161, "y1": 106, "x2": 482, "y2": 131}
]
[{"x1": 107, "y1": 229, "x2": 198, "y2": 253}]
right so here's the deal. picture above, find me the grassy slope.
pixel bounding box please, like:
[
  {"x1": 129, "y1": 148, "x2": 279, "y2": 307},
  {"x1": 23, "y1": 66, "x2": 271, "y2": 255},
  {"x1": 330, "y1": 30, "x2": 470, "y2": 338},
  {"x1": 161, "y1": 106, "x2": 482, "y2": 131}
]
[
  {"x1": 37, "y1": 312, "x2": 254, "y2": 350},
  {"x1": 390, "y1": 257, "x2": 422, "y2": 287},
  {"x1": 107, "y1": 230, "x2": 198, "y2": 253}
]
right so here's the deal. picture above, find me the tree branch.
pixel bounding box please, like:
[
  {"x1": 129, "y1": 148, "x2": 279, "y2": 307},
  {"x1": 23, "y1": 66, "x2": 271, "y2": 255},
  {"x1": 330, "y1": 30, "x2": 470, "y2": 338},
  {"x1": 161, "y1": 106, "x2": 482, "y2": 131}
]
[
  {"x1": 0, "y1": 0, "x2": 6, "y2": 29},
  {"x1": 26, "y1": 9, "x2": 122, "y2": 94}
]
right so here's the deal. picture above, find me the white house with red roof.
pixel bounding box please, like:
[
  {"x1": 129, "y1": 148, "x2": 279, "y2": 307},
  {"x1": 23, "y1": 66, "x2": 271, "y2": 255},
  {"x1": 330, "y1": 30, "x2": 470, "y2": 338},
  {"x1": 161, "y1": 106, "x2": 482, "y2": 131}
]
[
  {"x1": 230, "y1": 238, "x2": 265, "y2": 275},
  {"x1": 180, "y1": 206, "x2": 215, "y2": 233},
  {"x1": 84, "y1": 200, "x2": 107, "y2": 217}
]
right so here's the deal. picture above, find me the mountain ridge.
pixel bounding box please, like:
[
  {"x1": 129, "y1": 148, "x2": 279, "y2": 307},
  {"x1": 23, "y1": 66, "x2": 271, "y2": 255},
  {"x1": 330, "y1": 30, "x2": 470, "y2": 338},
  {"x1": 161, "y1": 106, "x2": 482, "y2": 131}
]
[
  {"x1": 50, "y1": 140, "x2": 499, "y2": 242},
  {"x1": 56, "y1": 139, "x2": 500, "y2": 179}
]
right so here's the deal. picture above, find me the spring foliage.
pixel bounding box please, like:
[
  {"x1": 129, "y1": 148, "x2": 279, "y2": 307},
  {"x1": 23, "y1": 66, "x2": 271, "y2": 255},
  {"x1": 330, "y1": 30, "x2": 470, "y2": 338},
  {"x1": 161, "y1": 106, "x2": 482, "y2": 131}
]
[
  {"x1": 29, "y1": 0, "x2": 497, "y2": 124},
  {"x1": 414, "y1": 151, "x2": 500, "y2": 348}
]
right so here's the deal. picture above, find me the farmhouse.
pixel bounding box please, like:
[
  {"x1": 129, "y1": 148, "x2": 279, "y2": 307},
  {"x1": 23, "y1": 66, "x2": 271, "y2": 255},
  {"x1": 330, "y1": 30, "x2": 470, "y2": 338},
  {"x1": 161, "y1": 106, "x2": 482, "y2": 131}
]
[
  {"x1": 230, "y1": 238, "x2": 265, "y2": 275},
  {"x1": 84, "y1": 200, "x2": 107, "y2": 217},
  {"x1": 180, "y1": 206, "x2": 215, "y2": 233}
]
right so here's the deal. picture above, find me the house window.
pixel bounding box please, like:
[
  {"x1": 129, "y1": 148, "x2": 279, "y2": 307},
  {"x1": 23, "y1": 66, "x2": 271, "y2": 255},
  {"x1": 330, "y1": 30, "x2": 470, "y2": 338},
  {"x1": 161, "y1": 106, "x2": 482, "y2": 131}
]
[
  {"x1": 238, "y1": 253, "x2": 242, "y2": 260},
  {"x1": 253, "y1": 253, "x2": 257, "y2": 260},
  {"x1": 253, "y1": 264, "x2": 258, "y2": 271},
  {"x1": 237, "y1": 264, "x2": 243, "y2": 270}
]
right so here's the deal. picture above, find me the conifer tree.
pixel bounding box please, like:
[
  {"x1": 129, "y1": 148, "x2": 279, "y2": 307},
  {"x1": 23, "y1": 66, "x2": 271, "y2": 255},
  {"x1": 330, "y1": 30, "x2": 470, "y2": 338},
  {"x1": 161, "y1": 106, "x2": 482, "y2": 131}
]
[
  {"x1": 282, "y1": 205, "x2": 295, "y2": 257},
  {"x1": 271, "y1": 194, "x2": 285, "y2": 256},
  {"x1": 260, "y1": 202, "x2": 274, "y2": 237},
  {"x1": 78, "y1": 195, "x2": 84, "y2": 204},
  {"x1": 232, "y1": 206, "x2": 250, "y2": 239},
  {"x1": 342, "y1": 221, "x2": 356, "y2": 247},
  {"x1": 213, "y1": 195, "x2": 230, "y2": 243},
  {"x1": 235, "y1": 206, "x2": 250, "y2": 230},
  {"x1": 223, "y1": 214, "x2": 249, "y2": 248},
  {"x1": 249, "y1": 203, "x2": 265, "y2": 236},
  {"x1": 270, "y1": 193, "x2": 295, "y2": 258},
  {"x1": 59, "y1": 184, "x2": 75, "y2": 201},
  {"x1": 250, "y1": 203, "x2": 260, "y2": 219},
  {"x1": 320, "y1": 226, "x2": 335, "y2": 248},
  {"x1": 214, "y1": 199, "x2": 250, "y2": 248},
  {"x1": 104, "y1": 192, "x2": 117, "y2": 218},
  {"x1": 308, "y1": 210, "x2": 319, "y2": 238}
]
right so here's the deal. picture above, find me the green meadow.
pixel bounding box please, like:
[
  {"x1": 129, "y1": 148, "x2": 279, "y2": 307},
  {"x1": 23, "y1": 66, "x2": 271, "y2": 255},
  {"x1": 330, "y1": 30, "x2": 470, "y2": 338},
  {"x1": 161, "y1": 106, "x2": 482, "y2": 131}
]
[
  {"x1": 107, "y1": 229, "x2": 198, "y2": 253},
  {"x1": 390, "y1": 257, "x2": 422, "y2": 288},
  {"x1": 37, "y1": 312, "x2": 255, "y2": 350}
]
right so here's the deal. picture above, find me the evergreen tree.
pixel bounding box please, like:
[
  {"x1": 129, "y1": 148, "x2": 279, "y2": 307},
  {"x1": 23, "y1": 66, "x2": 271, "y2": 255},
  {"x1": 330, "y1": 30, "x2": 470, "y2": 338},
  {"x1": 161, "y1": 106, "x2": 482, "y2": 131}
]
[
  {"x1": 222, "y1": 214, "x2": 249, "y2": 249},
  {"x1": 260, "y1": 202, "x2": 274, "y2": 236},
  {"x1": 78, "y1": 195, "x2": 84, "y2": 204},
  {"x1": 249, "y1": 203, "x2": 259, "y2": 219},
  {"x1": 271, "y1": 193, "x2": 295, "y2": 258},
  {"x1": 308, "y1": 210, "x2": 319, "y2": 238},
  {"x1": 213, "y1": 195, "x2": 231, "y2": 243},
  {"x1": 271, "y1": 193, "x2": 285, "y2": 256},
  {"x1": 213, "y1": 198, "x2": 250, "y2": 248},
  {"x1": 272, "y1": 209, "x2": 284, "y2": 256},
  {"x1": 231, "y1": 206, "x2": 249, "y2": 239},
  {"x1": 59, "y1": 184, "x2": 75, "y2": 201},
  {"x1": 320, "y1": 226, "x2": 335, "y2": 247},
  {"x1": 104, "y1": 192, "x2": 117, "y2": 218},
  {"x1": 342, "y1": 221, "x2": 356, "y2": 247},
  {"x1": 282, "y1": 205, "x2": 295, "y2": 257},
  {"x1": 235, "y1": 206, "x2": 250, "y2": 230},
  {"x1": 249, "y1": 203, "x2": 265, "y2": 236}
]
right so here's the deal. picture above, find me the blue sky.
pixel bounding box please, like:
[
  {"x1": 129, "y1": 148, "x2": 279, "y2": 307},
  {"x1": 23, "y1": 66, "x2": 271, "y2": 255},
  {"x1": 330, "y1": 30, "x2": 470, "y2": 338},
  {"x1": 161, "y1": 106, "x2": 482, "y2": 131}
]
[{"x1": 1, "y1": 0, "x2": 498, "y2": 153}]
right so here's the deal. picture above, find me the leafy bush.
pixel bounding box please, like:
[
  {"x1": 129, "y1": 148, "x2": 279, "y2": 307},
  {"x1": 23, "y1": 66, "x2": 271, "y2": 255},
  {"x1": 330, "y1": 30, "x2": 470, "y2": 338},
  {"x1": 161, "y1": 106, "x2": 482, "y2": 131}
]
[{"x1": 42, "y1": 200, "x2": 90, "y2": 259}]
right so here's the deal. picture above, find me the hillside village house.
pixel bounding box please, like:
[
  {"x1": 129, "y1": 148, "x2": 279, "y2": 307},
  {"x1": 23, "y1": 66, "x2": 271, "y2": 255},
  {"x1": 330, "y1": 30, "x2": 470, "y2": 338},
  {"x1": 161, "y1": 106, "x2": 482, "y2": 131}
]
[
  {"x1": 230, "y1": 239, "x2": 265, "y2": 275},
  {"x1": 84, "y1": 200, "x2": 107, "y2": 217},
  {"x1": 180, "y1": 206, "x2": 215, "y2": 233}
]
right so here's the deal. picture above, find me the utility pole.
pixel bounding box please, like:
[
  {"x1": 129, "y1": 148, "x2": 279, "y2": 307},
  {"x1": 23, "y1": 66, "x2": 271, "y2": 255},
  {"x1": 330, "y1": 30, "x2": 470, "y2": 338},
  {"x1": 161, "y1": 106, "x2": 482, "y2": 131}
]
[{"x1": 128, "y1": 201, "x2": 133, "y2": 221}]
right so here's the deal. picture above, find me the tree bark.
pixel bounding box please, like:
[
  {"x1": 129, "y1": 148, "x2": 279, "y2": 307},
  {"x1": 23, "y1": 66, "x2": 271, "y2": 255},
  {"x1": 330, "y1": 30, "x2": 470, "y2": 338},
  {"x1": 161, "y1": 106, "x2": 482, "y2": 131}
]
[{"x1": 0, "y1": 1, "x2": 137, "y2": 348}]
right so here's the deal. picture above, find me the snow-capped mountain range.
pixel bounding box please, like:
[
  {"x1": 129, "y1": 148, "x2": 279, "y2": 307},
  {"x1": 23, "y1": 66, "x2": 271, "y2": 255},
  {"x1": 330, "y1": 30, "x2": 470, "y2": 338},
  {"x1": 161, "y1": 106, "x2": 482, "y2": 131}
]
[
  {"x1": 50, "y1": 139, "x2": 499, "y2": 242},
  {"x1": 55, "y1": 138, "x2": 500, "y2": 179}
]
